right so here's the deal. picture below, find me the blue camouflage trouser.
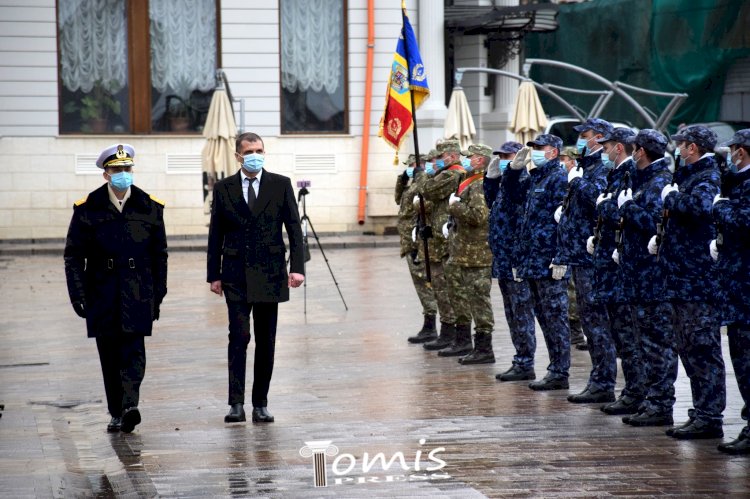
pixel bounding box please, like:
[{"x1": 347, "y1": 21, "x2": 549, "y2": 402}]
[
  {"x1": 498, "y1": 279, "x2": 536, "y2": 369},
  {"x1": 727, "y1": 323, "x2": 749, "y2": 429},
  {"x1": 528, "y1": 278, "x2": 570, "y2": 378},
  {"x1": 573, "y1": 266, "x2": 616, "y2": 392},
  {"x1": 634, "y1": 302, "x2": 678, "y2": 415},
  {"x1": 607, "y1": 303, "x2": 644, "y2": 402},
  {"x1": 673, "y1": 301, "x2": 725, "y2": 426}
]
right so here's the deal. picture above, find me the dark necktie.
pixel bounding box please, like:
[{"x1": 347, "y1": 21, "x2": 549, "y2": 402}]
[{"x1": 247, "y1": 177, "x2": 257, "y2": 211}]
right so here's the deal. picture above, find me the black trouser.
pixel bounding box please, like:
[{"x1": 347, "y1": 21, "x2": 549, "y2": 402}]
[
  {"x1": 226, "y1": 300, "x2": 278, "y2": 407},
  {"x1": 95, "y1": 335, "x2": 146, "y2": 417}
]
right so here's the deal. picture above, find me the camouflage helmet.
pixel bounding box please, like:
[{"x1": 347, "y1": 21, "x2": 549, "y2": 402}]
[
  {"x1": 721, "y1": 128, "x2": 750, "y2": 148},
  {"x1": 671, "y1": 125, "x2": 718, "y2": 151},
  {"x1": 527, "y1": 134, "x2": 563, "y2": 151},
  {"x1": 625, "y1": 129, "x2": 668, "y2": 155},
  {"x1": 461, "y1": 143, "x2": 493, "y2": 159},
  {"x1": 559, "y1": 146, "x2": 580, "y2": 159},
  {"x1": 402, "y1": 154, "x2": 417, "y2": 165},
  {"x1": 437, "y1": 139, "x2": 461, "y2": 154},
  {"x1": 573, "y1": 118, "x2": 614, "y2": 136},
  {"x1": 597, "y1": 127, "x2": 636, "y2": 145},
  {"x1": 493, "y1": 141, "x2": 523, "y2": 155}
]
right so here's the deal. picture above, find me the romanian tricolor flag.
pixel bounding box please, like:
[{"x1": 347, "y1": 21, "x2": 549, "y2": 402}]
[{"x1": 378, "y1": 3, "x2": 430, "y2": 151}]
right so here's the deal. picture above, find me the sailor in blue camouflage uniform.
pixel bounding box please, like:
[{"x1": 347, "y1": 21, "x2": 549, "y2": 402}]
[
  {"x1": 555, "y1": 118, "x2": 617, "y2": 404},
  {"x1": 616, "y1": 129, "x2": 677, "y2": 427},
  {"x1": 503, "y1": 134, "x2": 571, "y2": 390},
  {"x1": 589, "y1": 128, "x2": 644, "y2": 416},
  {"x1": 484, "y1": 141, "x2": 538, "y2": 381},
  {"x1": 655, "y1": 125, "x2": 726, "y2": 439},
  {"x1": 712, "y1": 129, "x2": 750, "y2": 454}
]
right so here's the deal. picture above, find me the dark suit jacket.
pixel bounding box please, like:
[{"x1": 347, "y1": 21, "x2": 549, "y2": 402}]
[{"x1": 207, "y1": 169, "x2": 304, "y2": 303}]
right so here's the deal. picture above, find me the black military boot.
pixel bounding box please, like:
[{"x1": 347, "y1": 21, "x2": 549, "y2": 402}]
[
  {"x1": 423, "y1": 322, "x2": 456, "y2": 351},
  {"x1": 407, "y1": 314, "x2": 437, "y2": 344},
  {"x1": 438, "y1": 324, "x2": 473, "y2": 357},
  {"x1": 459, "y1": 332, "x2": 495, "y2": 364}
]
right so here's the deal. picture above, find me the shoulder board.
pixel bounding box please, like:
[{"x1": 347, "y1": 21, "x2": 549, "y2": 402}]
[
  {"x1": 149, "y1": 194, "x2": 165, "y2": 206},
  {"x1": 74, "y1": 195, "x2": 88, "y2": 206}
]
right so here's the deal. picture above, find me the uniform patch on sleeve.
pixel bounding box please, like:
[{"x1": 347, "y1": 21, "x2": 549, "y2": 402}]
[
  {"x1": 149, "y1": 194, "x2": 165, "y2": 206},
  {"x1": 74, "y1": 195, "x2": 88, "y2": 206}
]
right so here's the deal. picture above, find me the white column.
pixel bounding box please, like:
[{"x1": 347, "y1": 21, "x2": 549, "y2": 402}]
[{"x1": 414, "y1": 0, "x2": 447, "y2": 151}]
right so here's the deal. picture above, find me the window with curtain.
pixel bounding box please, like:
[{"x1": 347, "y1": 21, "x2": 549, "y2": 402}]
[
  {"x1": 280, "y1": 0, "x2": 348, "y2": 134},
  {"x1": 57, "y1": 0, "x2": 218, "y2": 134}
]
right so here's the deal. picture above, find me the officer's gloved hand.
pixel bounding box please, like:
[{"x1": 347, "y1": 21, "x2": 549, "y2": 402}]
[
  {"x1": 411, "y1": 227, "x2": 417, "y2": 242},
  {"x1": 442, "y1": 222, "x2": 450, "y2": 238},
  {"x1": 647, "y1": 235, "x2": 659, "y2": 255},
  {"x1": 709, "y1": 239, "x2": 719, "y2": 261},
  {"x1": 567, "y1": 166, "x2": 583, "y2": 183},
  {"x1": 586, "y1": 235, "x2": 596, "y2": 255},
  {"x1": 486, "y1": 156, "x2": 502, "y2": 179},
  {"x1": 549, "y1": 263, "x2": 567, "y2": 280},
  {"x1": 512, "y1": 268, "x2": 523, "y2": 283},
  {"x1": 617, "y1": 188, "x2": 633, "y2": 208},
  {"x1": 661, "y1": 183, "x2": 679, "y2": 202},
  {"x1": 713, "y1": 193, "x2": 729, "y2": 205},
  {"x1": 449, "y1": 193, "x2": 461, "y2": 206},
  {"x1": 509, "y1": 147, "x2": 531, "y2": 170},
  {"x1": 596, "y1": 192, "x2": 612, "y2": 206},
  {"x1": 612, "y1": 248, "x2": 620, "y2": 265},
  {"x1": 553, "y1": 205, "x2": 563, "y2": 223},
  {"x1": 72, "y1": 300, "x2": 86, "y2": 319}
]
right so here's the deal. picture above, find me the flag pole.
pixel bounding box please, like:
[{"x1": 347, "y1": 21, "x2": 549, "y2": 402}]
[{"x1": 401, "y1": 4, "x2": 431, "y2": 283}]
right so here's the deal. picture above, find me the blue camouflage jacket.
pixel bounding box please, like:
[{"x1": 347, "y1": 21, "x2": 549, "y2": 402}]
[
  {"x1": 555, "y1": 151, "x2": 610, "y2": 267},
  {"x1": 593, "y1": 158, "x2": 635, "y2": 303},
  {"x1": 659, "y1": 155, "x2": 721, "y2": 302},
  {"x1": 713, "y1": 168, "x2": 750, "y2": 324},
  {"x1": 618, "y1": 158, "x2": 672, "y2": 303},
  {"x1": 503, "y1": 160, "x2": 569, "y2": 279},
  {"x1": 484, "y1": 170, "x2": 527, "y2": 280}
]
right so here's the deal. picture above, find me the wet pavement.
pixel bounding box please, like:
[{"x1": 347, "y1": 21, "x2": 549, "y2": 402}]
[{"x1": 1, "y1": 246, "x2": 749, "y2": 498}]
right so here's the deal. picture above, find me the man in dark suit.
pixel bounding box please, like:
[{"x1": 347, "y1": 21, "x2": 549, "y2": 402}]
[
  {"x1": 207, "y1": 132, "x2": 305, "y2": 424},
  {"x1": 64, "y1": 143, "x2": 168, "y2": 434}
]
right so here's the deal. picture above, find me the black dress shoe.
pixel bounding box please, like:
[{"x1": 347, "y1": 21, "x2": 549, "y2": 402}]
[
  {"x1": 107, "y1": 416, "x2": 122, "y2": 433},
  {"x1": 625, "y1": 410, "x2": 673, "y2": 427},
  {"x1": 567, "y1": 387, "x2": 615, "y2": 404},
  {"x1": 251, "y1": 406, "x2": 274, "y2": 423},
  {"x1": 601, "y1": 396, "x2": 641, "y2": 415},
  {"x1": 717, "y1": 431, "x2": 750, "y2": 455},
  {"x1": 671, "y1": 420, "x2": 723, "y2": 440},
  {"x1": 665, "y1": 417, "x2": 695, "y2": 437},
  {"x1": 742, "y1": 404, "x2": 748, "y2": 421},
  {"x1": 224, "y1": 403, "x2": 246, "y2": 423},
  {"x1": 120, "y1": 407, "x2": 141, "y2": 433},
  {"x1": 496, "y1": 365, "x2": 535, "y2": 382},
  {"x1": 529, "y1": 373, "x2": 569, "y2": 391}
]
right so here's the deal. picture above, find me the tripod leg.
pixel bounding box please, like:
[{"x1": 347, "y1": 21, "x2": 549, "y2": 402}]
[{"x1": 305, "y1": 217, "x2": 348, "y2": 311}]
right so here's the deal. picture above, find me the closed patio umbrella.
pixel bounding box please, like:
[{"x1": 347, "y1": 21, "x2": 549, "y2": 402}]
[
  {"x1": 444, "y1": 86, "x2": 476, "y2": 150},
  {"x1": 510, "y1": 81, "x2": 548, "y2": 145},
  {"x1": 201, "y1": 88, "x2": 237, "y2": 214}
]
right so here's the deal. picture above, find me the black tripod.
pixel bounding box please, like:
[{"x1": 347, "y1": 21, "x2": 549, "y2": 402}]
[{"x1": 297, "y1": 187, "x2": 348, "y2": 314}]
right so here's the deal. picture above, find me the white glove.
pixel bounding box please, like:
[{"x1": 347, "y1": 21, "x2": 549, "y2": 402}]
[
  {"x1": 413, "y1": 195, "x2": 421, "y2": 208},
  {"x1": 449, "y1": 193, "x2": 461, "y2": 206},
  {"x1": 486, "y1": 156, "x2": 502, "y2": 179},
  {"x1": 512, "y1": 268, "x2": 523, "y2": 283},
  {"x1": 510, "y1": 147, "x2": 531, "y2": 170},
  {"x1": 411, "y1": 227, "x2": 417, "y2": 242},
  {"x1": 549, "y1": 263, "x2": 567, "y2": 280},
  {"x1": 612, "y1": 248, "x2": 620, "y2": 265},
  {"x1": 586, "y1": 235, "x2": 595, "y2": 255},
  {"x1": 442, "y1": 222, "x2": 449, "y2": 238},
  {"x1": 713, "y1": 193, "x2": 729, "y2": 205},
  {"x1": 709, "y1": 239, "x2": 719, "y2": 261},
  {"x1": 554, "y1": 205, "x2": 563, "y2": 223},
  {"x1": 661, "y1": 183, "x2": 679, "y2": 202},
  {"x1": 567, "y1": 166, "x2": 583, "y2": 183},
  {"x1": 647, "y1": 235, "x2": 658, "y2": 255},
  {"x1": 617, "y1": 188, "x2": 633, "y2": 208},
  {"x1": 596, "y1": 192, "x2": 612, "y2": 206}
]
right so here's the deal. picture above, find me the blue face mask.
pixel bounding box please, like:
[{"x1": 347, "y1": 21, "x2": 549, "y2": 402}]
[
  {"x1": 531, "y1": 150, "x2": 548, "y2": 167},
  {"x1": 461, "y1": 157, "x2": 473, "y2": 172},
  {"x1": 242, "y1": 153, "x2": 264, "y2": 173},
  {"x1": 576, "y1": 137, "x2": 588, "y2": 154},
  {"x1": 498, "y1": 159, "x2": 511, "y2": 173},
  {"x1": 600, "y1": 150, "x2": 613, "y2": 168},
  {"x1": 109, "y1": 171, "x2": 133, "y2": 191},
  {"x1": 425, "y1": 162, "x2": 436, "y2": 175},
  {"x1": 406, "y1": 166, "x2": 415, "y2": 178},
  {"x1": 434, "y1": 159, "x2": 445, "y2": 169}
]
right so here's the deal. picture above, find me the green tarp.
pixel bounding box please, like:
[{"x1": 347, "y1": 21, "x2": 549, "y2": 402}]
[{"x1": 524, "y1": 0, "x2": 750, "y2": 131}]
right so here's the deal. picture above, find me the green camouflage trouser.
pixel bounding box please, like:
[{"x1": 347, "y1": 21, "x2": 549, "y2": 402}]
[
  {"x1": 429, "y1": 258, "x2": 456, "y2": 325},
  {"x1": 406, "y1": 254, "x2": 437, "y2": 316},
  {"x1": 445, "y1": 264, "x2": 493, "y2": 333}
]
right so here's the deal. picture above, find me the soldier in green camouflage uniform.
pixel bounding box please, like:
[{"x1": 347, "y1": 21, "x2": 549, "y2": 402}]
[
  {"x1": 445, "y1": 143, "x2": 495, "y2": 364},
  {"x1": 418, "y1": 140, "x2": 465, "y2": 353},
  {"x1": 396, "y1": 153, "x2": 439, "y2": 343}
]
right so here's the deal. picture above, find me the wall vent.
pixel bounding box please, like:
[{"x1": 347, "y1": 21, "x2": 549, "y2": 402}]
[
  {"x1": 167, "y1": 154, "x2": 202, "y2": 174},
  {"x1": 294, "y1": 154, "x2": 336, "y2": 173}
]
